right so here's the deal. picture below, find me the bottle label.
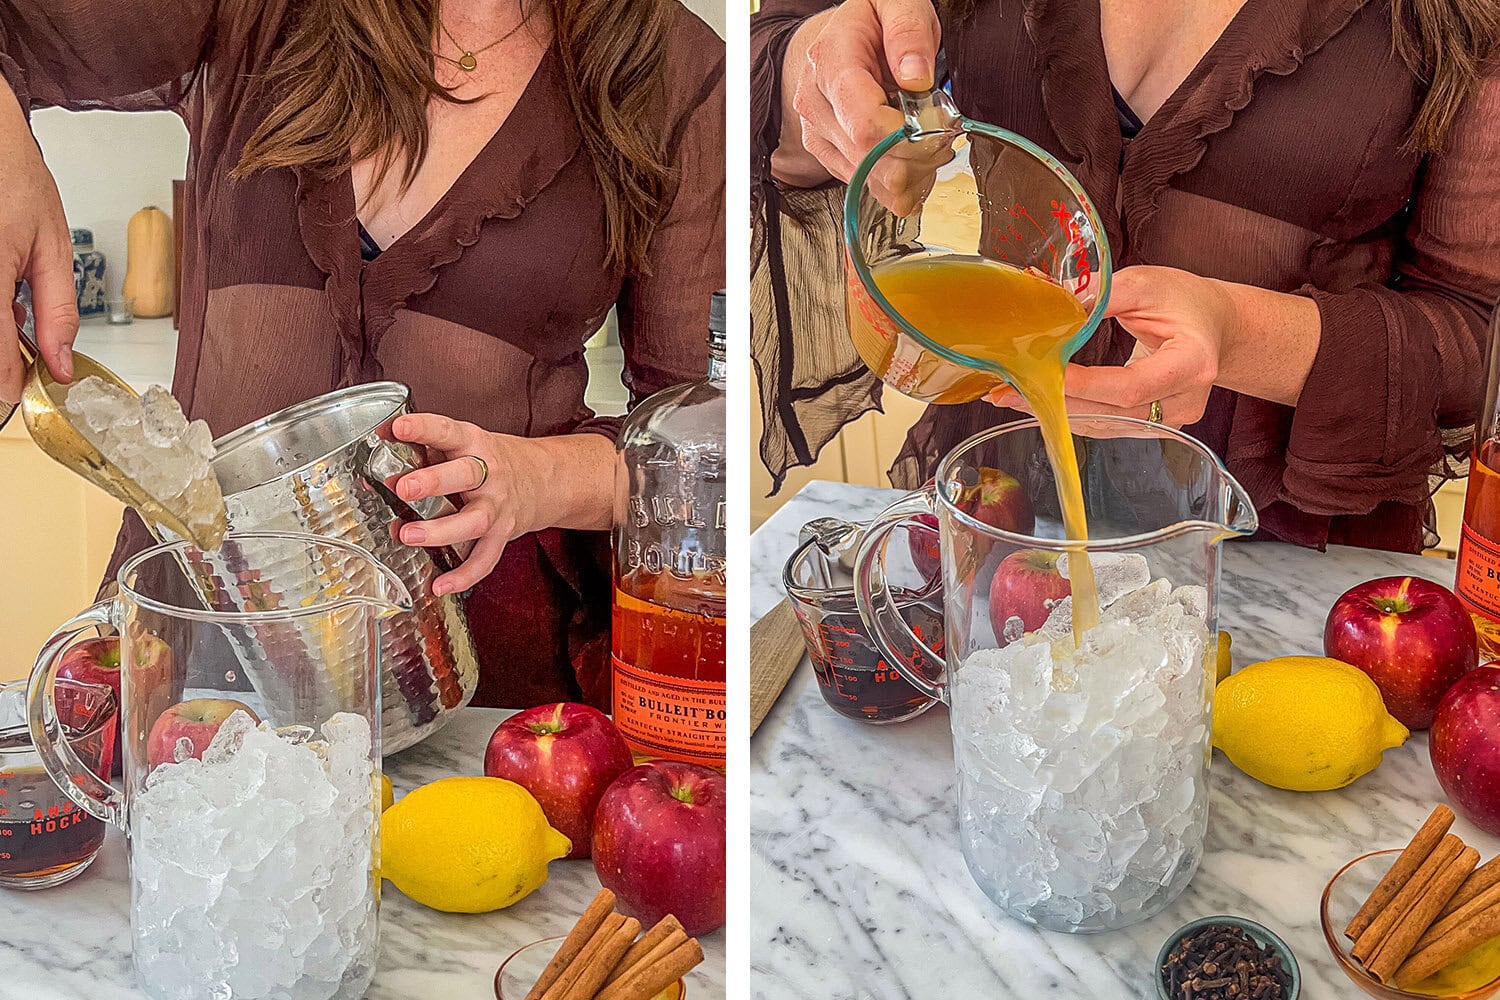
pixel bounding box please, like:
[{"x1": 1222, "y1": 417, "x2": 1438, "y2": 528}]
[
  {"x1": 1455, "y1": 522, "x2": 1500, "y2": 620},
  {"x1": 611, "y1": 656, "x2": 726, "y2": 768}
]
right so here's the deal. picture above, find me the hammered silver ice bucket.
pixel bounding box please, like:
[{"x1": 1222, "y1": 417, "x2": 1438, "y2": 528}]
[{"x1": 151, "y1": 382, "x2": 479, "y2": 753}]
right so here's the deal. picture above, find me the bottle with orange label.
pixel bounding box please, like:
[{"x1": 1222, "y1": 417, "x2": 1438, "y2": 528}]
[
  {"x1": 1455, "y1": 305, "x2": 1500, "y2": 659},
  {"x1": 610, "y1": 291, "x2": 727, "y2": 770}
]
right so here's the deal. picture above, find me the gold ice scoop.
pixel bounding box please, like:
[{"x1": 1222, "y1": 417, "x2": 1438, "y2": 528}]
[{"x1": 4, "y1": 329, "x2": 227, "y2": 550}]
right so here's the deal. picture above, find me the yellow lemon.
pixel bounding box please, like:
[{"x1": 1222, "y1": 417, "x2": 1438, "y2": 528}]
[
  {"x1": 1212, "y1": 655, "x2": 1409, "y2": 792},
  {"x1": 380, "y1": 776, "x2": 571, "y2": 913},
  {"x1": 380, "y1": 774, "x2": 394, "y2": 812},
  {"x1": 1215, "y1": 630, "x2": 1233, "y2": 684}
]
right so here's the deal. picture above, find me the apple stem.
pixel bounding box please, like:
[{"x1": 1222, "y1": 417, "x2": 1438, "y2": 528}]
[{"x1": 671, "y1": 786, "x2": 696, "y2": 805}]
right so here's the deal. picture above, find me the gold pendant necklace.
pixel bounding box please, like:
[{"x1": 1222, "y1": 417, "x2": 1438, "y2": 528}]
[{"x1": 438, "y1": 16, "x2": 526, "y2": 73}]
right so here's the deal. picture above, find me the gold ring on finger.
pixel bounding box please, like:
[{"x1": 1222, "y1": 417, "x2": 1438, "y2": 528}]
[
  {"x1": 1147, "y1": 400, "x2": 1164, "y2": 424},
  {"x1": 465, "y1": 454, "x2": 489, "y2": 491}
]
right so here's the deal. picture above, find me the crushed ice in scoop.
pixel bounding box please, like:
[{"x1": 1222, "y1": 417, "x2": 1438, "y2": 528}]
[
  {"x1": 63, "y1": 376, "x2": 226, "y2": 549},
  {"x1": 131, "y1": 711, "x2": 378, "y2": 999}
]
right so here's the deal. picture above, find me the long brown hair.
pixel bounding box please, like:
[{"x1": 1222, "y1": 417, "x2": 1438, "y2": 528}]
[
  {"x1": 234, "y1": 0, "x2": 675, "y2": 272},
  {"x1": 1392, "y1": 0, "x2": 1500, "y2": 151}
]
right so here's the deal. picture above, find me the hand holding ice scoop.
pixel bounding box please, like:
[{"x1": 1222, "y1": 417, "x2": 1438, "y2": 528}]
[{"x1": 6, "y1": 327, "x2": 227, "y2": 550}]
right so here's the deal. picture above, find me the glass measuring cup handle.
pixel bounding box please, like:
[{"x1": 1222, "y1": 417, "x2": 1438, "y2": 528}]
[
  {"x1": 27, "y1": 601, "x2": 126, "y2": 828},
  {"x1": 896, "y1": 84, "x2": 960, "y2": 140},
  {"x1": 853, "y1": 486, "x2": 949, "y2": 704}
]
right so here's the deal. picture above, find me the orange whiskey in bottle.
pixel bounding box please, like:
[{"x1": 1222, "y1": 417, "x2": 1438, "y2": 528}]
[
  {"x1": 1454, "y1": 306, "x2": 1500, "y2": 660},
  {"x1": 610, "y1": 292, "x2": 727, "y2": 770}
]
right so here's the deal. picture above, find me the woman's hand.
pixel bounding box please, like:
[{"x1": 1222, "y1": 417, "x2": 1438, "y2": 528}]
[
  {"x1": 389, "y1": 414, "x2": 617, "y2": 597},
  {"x1": 0, "y1": 81, "x2": 78, "y2": 403},
  {"x1": 987, "y1": 266, "x2": 1240, "y2": 427},
  {"x1": 773, "y1": 0, "x2": 951, "y2": 212},
  {"x1": 389, "y1": 414, "x2": 545, "y2": 597}
]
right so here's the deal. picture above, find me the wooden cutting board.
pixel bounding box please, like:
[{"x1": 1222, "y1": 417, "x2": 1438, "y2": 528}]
[{"x1": 750, "y1": 596, "x2": 807, "y2": 735}]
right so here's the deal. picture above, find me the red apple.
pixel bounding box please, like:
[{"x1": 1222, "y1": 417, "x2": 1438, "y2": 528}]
[
  {"x1": 1431, "y1": 666, "x2": 1500, "y2": 833},
  {"x1": 147, "y1": 699, "x2": 260, "y2": 769},
  {"x1": 1324, "y1": 576, "x2": 1479, "y2": 729},
  {"x1": 908, "y1": 469, "x2": 1034, "y2": 581},
  {"x1": 592, "y1": 762, "x2": 726, "y2": 936},
  {"x1": 988, "y1": 549, "x2": 1071, "y2": 639},
  {"x1": 484, "y1": 703, "x2": 633, "y2": 860},
  {"x1": 58, "y1": 636, "x2": 123, "y2": 775}
]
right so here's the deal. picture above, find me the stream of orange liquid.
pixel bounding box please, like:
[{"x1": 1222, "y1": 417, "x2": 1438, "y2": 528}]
[{"x1": 871, "y1": 254, "x2": 1099, "y2": 639}]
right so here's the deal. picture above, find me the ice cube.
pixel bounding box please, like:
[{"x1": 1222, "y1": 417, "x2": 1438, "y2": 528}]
[
  {"x1": 1169, "y1": 585, "x2": 1209, "y2": 622},
  {"x1": 203, "y1": 709, "x2": 259, "y2": 764},
  {"x1": 1057, "y1": 552, "x2": 1151, "y2": 607},
  {"x1": 1001, "y1": 615, "x2": 1025, "y2": 645},
  {"x1": 1037, "y1": 595, "x2": 1073, "y2": 640}
]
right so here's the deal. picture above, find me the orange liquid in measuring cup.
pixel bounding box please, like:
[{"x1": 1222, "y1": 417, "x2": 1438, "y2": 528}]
[{"x1": 871, "y1": 254, "x2": 1100, "y2": 638}]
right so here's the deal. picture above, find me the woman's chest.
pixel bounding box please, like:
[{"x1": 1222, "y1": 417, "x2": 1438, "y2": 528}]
[{"x1": 947, "y1": 0, "x2": 1424, "y2": 244}]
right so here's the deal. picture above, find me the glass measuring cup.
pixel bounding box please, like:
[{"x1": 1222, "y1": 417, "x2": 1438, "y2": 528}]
[
  {"x1": 853, "y1": 417, "x2": 1257, "y2": 932},
  {"x1": 783, "y1": 518, "x2": 940, "y2": 724},
  {"x1": 28, "y1": 531, "x2": 410, "y2": 1000},
  {"x1": 0, "y1": 678, "x2": 116, "y2": 889},
  {"x1": 844, "y1": 87, "x2": 1113, "y2": 404}
]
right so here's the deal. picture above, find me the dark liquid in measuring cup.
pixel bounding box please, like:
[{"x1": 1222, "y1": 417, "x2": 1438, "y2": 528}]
[
  {"x1": 0, "y1": 765, "x2": 104, "y2": 882},
  {"x1": 795, "y1": 591, "x2": 942, "y2": 722}
]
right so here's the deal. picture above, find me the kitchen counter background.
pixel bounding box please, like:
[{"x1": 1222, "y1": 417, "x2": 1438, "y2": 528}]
[{"x1": 751, "y1": 480, "x2": 1500, "y2": 1000}]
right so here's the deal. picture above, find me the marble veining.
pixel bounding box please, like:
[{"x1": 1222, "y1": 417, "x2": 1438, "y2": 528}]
[
  {"x1": 0, "y1": 710, "x2": 724, "y2": 999},
  {"x1": 752, "y1": 480, "x2": 1486, "y2": 1000}
]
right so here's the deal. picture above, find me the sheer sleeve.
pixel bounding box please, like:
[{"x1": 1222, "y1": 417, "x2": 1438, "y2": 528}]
[
  {"x1": 751, "y1": 0, "x2": 884, "y2": 495},
  {"x1": 577, "y1": 10, "x2": 726, "y2": 440},
  {"x1": 1283, "y1": 64, "x2": 1500, "y2": 516},
  {"x1": 0, "y1": 0, "x2": 217, "y2": 114}
]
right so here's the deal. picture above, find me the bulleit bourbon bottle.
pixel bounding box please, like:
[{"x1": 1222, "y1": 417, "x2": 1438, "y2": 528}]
[
  {"x1": 610, "y1": 291, "x2": 727, "y2": 770},
  {"x1": 1455, "y1": 305, "x2": 1500, "y2": 659}
]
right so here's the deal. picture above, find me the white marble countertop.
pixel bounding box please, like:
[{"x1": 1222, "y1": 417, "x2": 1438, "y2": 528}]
[
  {"x1": 0, "y1": 709, "x2": 725, "y2": 999},
  {"x1": 751, "y1": 480, "x2": 1495, "y2": 1000}
]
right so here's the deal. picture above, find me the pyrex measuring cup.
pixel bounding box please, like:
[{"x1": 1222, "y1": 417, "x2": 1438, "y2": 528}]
[
  {"x1": 844, "y1": 86, "x2": 1113, "y2": 403},
  {"x1": 29, "y1": 531, "x2": 411, "y2": 1000},
  {"x1": 0, "y1": 678, "x2": 116, "y2": 889},
  {"x1": 854, "y1": 417, "x2": 1257, "y2": 932},
  {"x1": 783, "y1": 518, "x2": 940, "y2": 724}
]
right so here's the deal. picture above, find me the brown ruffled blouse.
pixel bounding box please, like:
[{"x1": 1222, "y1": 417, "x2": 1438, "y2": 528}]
[
  {"x1": 2, "y1": 0, "x2": 726, "y2": 708},
  {"x1": 752, "y1": 0, "x2": 1500, "y2": 552}
]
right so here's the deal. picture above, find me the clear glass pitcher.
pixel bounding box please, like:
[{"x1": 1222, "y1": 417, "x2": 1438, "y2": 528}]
[
  {"x1": 28, "y1": 531, "x2": 411, "y2": 1000},
  {"x1": 854, "y1": 418, "x2": 1257, "y2": 933},
  {"x1": 844, "y1": 87, "x2": 1113, "y2": 404}
]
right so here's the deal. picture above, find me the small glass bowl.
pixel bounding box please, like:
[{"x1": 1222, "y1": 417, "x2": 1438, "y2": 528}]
[
  {"x1": 1155, "y1": 915, "x2": 1300, "y2": 1000},
  {"x1": 494, "y1": 936, "x2": 687, "y2": 1000},
  {"x1": 1321, "y1": 849, "x2": 1500, "y2": 999}
]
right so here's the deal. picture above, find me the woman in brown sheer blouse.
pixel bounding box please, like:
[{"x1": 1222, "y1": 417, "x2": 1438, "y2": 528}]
[
  {"x1": 0, "y1": 0, "x2": 725, "y2": 707},
  {"x1": 752, "y1": 0, "x2": 1499, "y2": 552}
]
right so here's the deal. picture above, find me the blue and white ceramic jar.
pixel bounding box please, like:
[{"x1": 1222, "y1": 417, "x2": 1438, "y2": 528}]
[{"x1": 71, "y1": 228, "x2": 107, "y2": 318}]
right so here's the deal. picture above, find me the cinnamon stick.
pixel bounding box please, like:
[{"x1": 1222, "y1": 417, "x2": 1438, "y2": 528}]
[
  {"x1": 1368, "y1": 844, "x2": 1478, "y2": 982},
  {"x1": 1353, "y1": 834, "x2": 1464, "y2": 963},
  {"x1": 606, "y1": 927, "x2": 689, "y2": 993},
  {"x1": 542, "y1": 912, "x2": 627, "y2": 1000},
  {"x1": 525, "y1": 889, "x2": 617, "y2": 1000},
  {"x1": 1346, "y1": 805, "x2": 1455, "y2": 940},
  {"x1": 1440, "y1": 854, "x2": 1500, "y2": 920},
  {"x1": 1397, "y1": 898, "x2": 1500, "y2": 987},
  {"x1": 596, "y1": 937, "x2": 705, "y2": 1000},
  {"x1": 556, "y1": 916, "x2": 639, "y2": 1000},
  {"x1": 604, "y1": 916, "x2": 686, "y2": 989},
  {"x1": 1416, "y1": 875, "x2": 1500, "y2": 952}
]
